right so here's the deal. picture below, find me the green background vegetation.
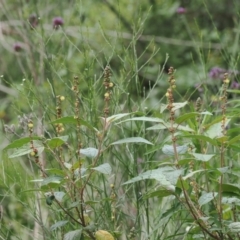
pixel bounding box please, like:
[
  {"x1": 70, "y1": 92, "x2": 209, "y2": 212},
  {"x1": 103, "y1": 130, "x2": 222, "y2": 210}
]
[{"x1": 1, "y1": 0, "x2": 240, "y2": 239}]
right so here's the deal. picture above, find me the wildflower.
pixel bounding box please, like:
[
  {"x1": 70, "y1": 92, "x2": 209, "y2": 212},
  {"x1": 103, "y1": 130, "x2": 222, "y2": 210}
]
[
  {"x1": 29, "y1": 13, "x2": 38, "y2": 28},
  {"x1": 208, "y1": 67, "x2": 226, "y2": 79},
  {"x1": 176, "y1": 7, "x2": 186, "y2": 14},
  {"x1": 52, "y1": 17, "x2": 64, "y2": 29},
  {"x1": 231, "y1": 81, "x2": 240, "y2": 89},
  {"x1": 13, "y1": 43, "x2": 22, "y2": 52}
]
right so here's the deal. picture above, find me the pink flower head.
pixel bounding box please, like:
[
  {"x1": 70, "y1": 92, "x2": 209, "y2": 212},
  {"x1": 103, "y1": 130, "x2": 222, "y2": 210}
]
[
  {"x1": 53, "y1": 17, "x2": 64, "y2": 29},
  {"x1": 176, "y1": 7, "x2": 186, "y2": 14},
  {"x1": 13, "y1": 43, "x2": 22, "y2": 52},
  {"x1": 231, "y1": 81, "x2": 240, "y2": 89},
  {"x1": 209, "y1": 67, "x2": 226, "y2": 79}
]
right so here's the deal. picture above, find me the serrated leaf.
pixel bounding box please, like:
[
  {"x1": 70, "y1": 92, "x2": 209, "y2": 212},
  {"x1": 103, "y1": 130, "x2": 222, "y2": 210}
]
[
  {"x1": 79, "y1": 148, "x2": 98, "y2": 158},
  {"x1": 50, "y1": 220, "x2": 68, "y2": 231},
  {"x1": 228, "y1": 222, "x2": 240, "y2": 233},
  {"x1": 3, "y1": 136, "x2": 42, "y2": 151},
  {"x1": 123, "y1": 167, "x2": 183, "y2": 191},
  {"x1": 64, "y1": 230, "x2": 82, "y2": 240},
  {"x1": 162, "y1": 144, "x2": 188, "y2": 156},
  {"x1": 192, "y1": 153, "x2": 215, "y2": 162},
  {"x1": 111, "y1": 137, "x2": 153, "y2": 145},
  {"x1": 54, "y1": 191, "x2": 65, "y2": 201},
  {"x1": 222, "y1": 197, "x2": 240, "y2": 205},
  {"x1": 8, "y1": 140, "x2": 44, "y2": 158},
  {"x1": 51, "y1": 116, "x2": 94, "y2": 130},
  {"x1": 204, "y1": 119, "x2": 231, "y2": 139},
  {"x1": 74, "y1": 167, "x2": 87, "y2": 178},
  {"x1": 46, "y1": 136, "x2": 69, "y2": 148},
  {"x1": 92, "y1": 163, "x2": 112, "y2": 174},
  {"x1": 198, "y1": 192, "x2": 218, "y2": 207}
]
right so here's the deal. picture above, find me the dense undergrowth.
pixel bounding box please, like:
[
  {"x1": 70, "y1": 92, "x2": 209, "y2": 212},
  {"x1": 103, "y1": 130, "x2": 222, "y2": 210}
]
[{"x1": 1, "y1": 0, "x2": 240, "y2": 240}]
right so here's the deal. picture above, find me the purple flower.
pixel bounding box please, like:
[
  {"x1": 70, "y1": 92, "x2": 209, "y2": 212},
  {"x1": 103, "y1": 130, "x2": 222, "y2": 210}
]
[
  {"x1": 208, "y1": 67, "x2": 226, "y2": 79},
  {"x1": 176, "y1": 7, "x2": 186, "y2": 14},
  {"x1": 13, "y1": 43, "x2": 22, "y2": 52},
  {"x1": 231, "y1": 81, "x2": 240, "y2": 89},
  {"x1": 52, "y1": 17, "x2": 64, "y2": 29}
]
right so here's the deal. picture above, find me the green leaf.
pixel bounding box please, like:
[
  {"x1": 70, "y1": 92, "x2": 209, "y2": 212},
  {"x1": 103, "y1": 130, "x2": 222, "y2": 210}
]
[
  {"x1": 117, "y1": 116, "x2": 165, "y2": 124},
  {"x1": 204, "y1": 119, "x2": 231, "y2": 139},
  {"x1": 106, "y1": 113, "x2": 135, "y2": 123},
  {"x1": 92, "y1": 163, "x2": 112, "y2": 174},
  {"x1": 45, "y1": 168, "x2": 65, "y2": 176},
  {"x1": 147, "y1": 123, "x2": 194, "y2": 132},
  {"x1": 162, "y1": 144, "x2": 188, "y2": 156},
  {"x1": 54, "y1": 191, "x2": 65, "y2": 201},
  {"x1": 50, "y1": 220, "x2": 68, "y2": 231},
  {"x1": 183, "y1": 170, "x2": 205, "y2": 180},
  {"x1": 192, "y1": 153, "x2": 215, "y2": 162},
  {"x1": 8, "y1": 140, "x2": 44, "y2": 158},
  {"x1": 175, "y1": 112, "x2": 199, "y2": 124},
  {"x1": 51, "y1": 116, "x2": 94, "y2": 130},
  {"x1": 46, "y1": 136, "x2": 69, "y2": 148},
  {"x1": 3, "y1": 136, "x2": 42, "y2": 151},
  {"x1": 172, "y1": 101, "x2": 188, "y2": 111},
  {"x1": 123, "y1": 170, "x2": 173, "y2": 191},
  {"x1": 144, "y1": 189, "x2": 174, "y2": 199},
  {"x1": 222, "y1": 183, "x2": 240, "y2": 196},
  {"x1": 183, "y1": 135, "x2": 217, "y2": 146},
  {"x1": 228, "y1": 222, "x2": 240, "y2": 233},
  {"x1": 146, "y1": 123, "x2": 167, "y2": 130},
  {"x1": 64, "y1": 230, "x2": 82, "y2": 240},
  {"x1": 198, "y1": 192, "x2": 218, "y2": 207},
  {"x1": 123, "y1": 167, "x2": 183, "y2": 191},
  {"x1": 41, "y1": 176, "x2": 63, "y2": 189},
  {"x1": 222, "y1": 197, "x2": 240, "y2": 206},
  {"x1": 228, "y1": 134, "x2": 240, "y2": 145},
  {"x1": 110, "y1": 137, "x2": 153, "y2": 145},
  {"x1": 79, "y1": 147, "x2": 99, "y2": 158}
]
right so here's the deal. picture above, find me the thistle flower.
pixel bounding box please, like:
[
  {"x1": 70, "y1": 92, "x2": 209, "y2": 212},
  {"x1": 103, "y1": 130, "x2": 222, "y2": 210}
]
[
  {"x1": 52, "y1": 17, "x2": 64, "y2": 29},
  {"x1": 230, "y1": 81, "x2": 240, "y2": 89},
  {"x1": 13, "y1": 43, "x2": 22, "y2": 52},
  {"x1": 176, "y1": 7, "x2": 186, "y2": 14},
  {"x1": 29, "y1": 13, "x2": 38, "y2": 28},
  {"x1": 208, "y1": 67, "x2": 226, "y2": 79}
]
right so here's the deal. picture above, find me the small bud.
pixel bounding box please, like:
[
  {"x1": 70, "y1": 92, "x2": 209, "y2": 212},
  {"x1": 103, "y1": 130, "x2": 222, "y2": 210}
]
[
  {"x1": 109, "y1": 82, "x2": 114, "y2": 88},
  {"x1": 110, "y1": 184, "x2": 114, "y2": 188},
  {"x1": 30, "y1": 151, "x2": 36, "y2": 157},
  {"x1": 28, "y1": 123, "x2": 34, "y2": 128},
  {"x1": 60, "y1": 96, "x2": 65, "y2": 101},
  {"x1": 104, "y1": 93, "x2": 110, "y2": 98}
]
